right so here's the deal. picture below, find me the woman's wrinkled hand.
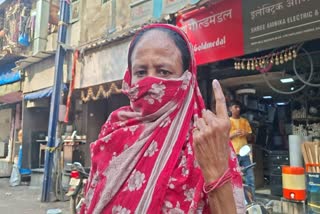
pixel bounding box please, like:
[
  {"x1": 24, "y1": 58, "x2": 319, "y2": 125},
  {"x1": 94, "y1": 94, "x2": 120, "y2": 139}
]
[{"x1": 192, "y1": 79, "x2": 231, "y2": 183}]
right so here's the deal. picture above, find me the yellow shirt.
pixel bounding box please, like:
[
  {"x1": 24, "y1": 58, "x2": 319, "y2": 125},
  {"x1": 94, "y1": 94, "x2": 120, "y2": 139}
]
[{"x1": 230, "y1": 117, "x2": 252, "y2": 154}]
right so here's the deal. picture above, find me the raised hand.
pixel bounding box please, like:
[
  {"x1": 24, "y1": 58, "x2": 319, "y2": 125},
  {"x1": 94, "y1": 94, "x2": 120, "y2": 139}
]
[{"x1": 192, "y1": 79, "x2": 231, "y2": 183}]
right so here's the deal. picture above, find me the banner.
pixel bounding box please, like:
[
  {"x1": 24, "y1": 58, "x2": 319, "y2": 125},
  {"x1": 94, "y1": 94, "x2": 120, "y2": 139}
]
[
  {"x1": 176, "y1": 0, "x2": 244, "y2": 65},
  {"x1": 243, "y1": 0, "x2": 320, "y2": 53}
]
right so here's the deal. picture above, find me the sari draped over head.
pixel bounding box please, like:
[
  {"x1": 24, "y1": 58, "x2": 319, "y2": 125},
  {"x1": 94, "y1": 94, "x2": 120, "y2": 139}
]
[{"x1": 81, "y1": 24, "x2": 245, "y2": 214}]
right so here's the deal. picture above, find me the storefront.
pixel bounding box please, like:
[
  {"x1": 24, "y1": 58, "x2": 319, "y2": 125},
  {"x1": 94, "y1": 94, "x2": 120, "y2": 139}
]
[
  {"x1": 70, "y1": 83, "x2": 129, "y2": 167},
  {"x1": 14, "y1": 52, "x2": 69, "y2": 169},
  {"x1": 0, "y1": 57, "x2": 23, "y2": 177},
  {"x1": 0, "y1": 103, "x2": 22, "y2": 177},
  {"x1": 176, "y1": 0, "x2": 320, "y2": 200},
  {"x1": 69, "y1": 37, "x2": 133, "y2": 166}
]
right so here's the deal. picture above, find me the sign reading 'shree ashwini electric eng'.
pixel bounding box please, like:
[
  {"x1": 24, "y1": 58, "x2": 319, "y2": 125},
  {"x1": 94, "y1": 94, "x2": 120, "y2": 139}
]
[
  {"x1": 243, "y1": 0, "x2": 320, "y2": 53},
  {"x1": 176, "y1": 0, "x2": 244, "y2": 65}
]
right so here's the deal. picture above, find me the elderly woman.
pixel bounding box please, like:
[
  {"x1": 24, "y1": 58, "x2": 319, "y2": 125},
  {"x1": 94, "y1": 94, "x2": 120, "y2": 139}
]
[{"x1": 81, "y1": 24, "x2": 244, "y2": 214}]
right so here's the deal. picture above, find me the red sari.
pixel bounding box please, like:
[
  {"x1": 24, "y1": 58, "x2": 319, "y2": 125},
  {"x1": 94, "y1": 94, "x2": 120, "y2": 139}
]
[{"x1": 81, "y1": 24, "x2": 245, "y2": 214}]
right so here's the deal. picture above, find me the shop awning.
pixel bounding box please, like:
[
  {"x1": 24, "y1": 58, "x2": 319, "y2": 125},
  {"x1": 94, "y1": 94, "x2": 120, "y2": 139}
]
[
  {"x1": 24, "y1": 84, "x2": 68, "y2": 100},
  {"x1": 0, "y1": 81, "x2": 22, "y2": 103},
  {"x1": 0, "y1": 63, "x2": 21, "y2": 86},
  {"x1": 0, "y1": 91, "x2": 22, "y2": 104}
]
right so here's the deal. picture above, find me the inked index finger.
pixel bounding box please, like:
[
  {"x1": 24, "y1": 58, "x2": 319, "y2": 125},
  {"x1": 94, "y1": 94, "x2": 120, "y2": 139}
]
[{"x1": 212, "y1": 79, "x2": 228, "y2": 118}]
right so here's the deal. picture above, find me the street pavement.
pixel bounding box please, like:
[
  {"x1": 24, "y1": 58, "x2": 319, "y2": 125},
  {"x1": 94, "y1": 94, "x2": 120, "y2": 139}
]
[
  {"x1": 0, "y1": 178, "x2": 69, "y2": 214},
  {"x1": 0, "y1": 177, "x2": 306, "y2": 213}
]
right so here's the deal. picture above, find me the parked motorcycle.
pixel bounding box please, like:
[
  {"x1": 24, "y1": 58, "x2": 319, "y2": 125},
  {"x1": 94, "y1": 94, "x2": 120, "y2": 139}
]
[
  {"x1": 239, "y1": 145, "x2": 269, "y2": 214},
  {"x1": 65, "y1": 162, "x2": 89, "y2": 214}
]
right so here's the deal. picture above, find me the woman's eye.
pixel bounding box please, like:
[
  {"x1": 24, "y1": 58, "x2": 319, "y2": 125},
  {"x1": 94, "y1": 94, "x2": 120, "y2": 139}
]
[
  {"x1": 158, "y1": 69, "x2": 171, "y2": 76},
  {"x1": 134, "y1": 70, "x2": 146, "y2": 77}
]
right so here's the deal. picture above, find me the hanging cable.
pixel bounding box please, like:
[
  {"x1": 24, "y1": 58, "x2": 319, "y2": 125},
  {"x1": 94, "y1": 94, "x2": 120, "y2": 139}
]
[
  {"x1": 293, "y1": 46, "x2": 320, "y2": 87},
  {"x1": 262, "y1": 44, "x2": 314, "y2": 95},
  {"x1": 262, "y1": 74, "x2": 308, "y2": 95}
]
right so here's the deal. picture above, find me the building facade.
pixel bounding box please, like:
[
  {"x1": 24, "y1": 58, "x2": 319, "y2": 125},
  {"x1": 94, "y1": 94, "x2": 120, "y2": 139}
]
[{"x1": 0, "y1": 0, "x2": 33, "y2": 176}]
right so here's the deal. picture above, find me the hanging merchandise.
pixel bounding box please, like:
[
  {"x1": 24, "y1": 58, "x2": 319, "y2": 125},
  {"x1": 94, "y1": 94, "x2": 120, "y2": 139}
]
[
  {"x1": 81, "y1": 83, "x2": 122, "y2": 102},
  {"x1": 234, "y1": 45, "x2": 298, "y2": 73},
  {"x1": 262, "y1": 44, "x2": 315, "y2": 95},
  {"x1": 64, "y1": 50, "x2": 79, "y2": 123},
  {"x1": 18, "y1": 7, "x2": 30, "y2": 47},
  {"x1": 18, "y1": 33, "x2": 29, "y2": 46},
  {"x1": 3, "y1": 2, "x2": 32, "y2": 50},
  {"x1": 234, "y1": 42, "x2": 318, "y2": 95},
  {"x1": 29, "y1": 15, "x2": 36, "y2": 41},
  {"x1": 4, "y1": 4, "x2": 19, "y2": 49}
]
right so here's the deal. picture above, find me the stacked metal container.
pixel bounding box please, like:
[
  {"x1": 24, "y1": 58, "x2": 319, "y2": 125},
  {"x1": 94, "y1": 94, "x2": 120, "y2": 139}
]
[{"x1": 264, "y1": 150, "x2": 289, "y2": 196}]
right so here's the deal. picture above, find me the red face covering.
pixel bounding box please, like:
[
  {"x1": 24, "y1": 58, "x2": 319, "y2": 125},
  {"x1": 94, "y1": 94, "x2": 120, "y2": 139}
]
[{"x1": 81, "y1": 24, "x2": 245, "y2": 214}]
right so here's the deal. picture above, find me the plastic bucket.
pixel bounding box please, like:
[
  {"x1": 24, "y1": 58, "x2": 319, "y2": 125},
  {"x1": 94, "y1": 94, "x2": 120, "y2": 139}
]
[
  {"x1": 19, "y1": 168, "x2": 31, "y2": 175},
  {"x1": 282, "y1": 165, "x2": 306, "y2": 201},
  {"x1": 307, "y1": 173, "x2": 320, "y2": 213}
]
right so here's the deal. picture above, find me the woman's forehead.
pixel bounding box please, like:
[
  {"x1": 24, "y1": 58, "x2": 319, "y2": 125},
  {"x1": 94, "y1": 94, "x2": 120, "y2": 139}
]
[
  {"x1": 137, "y1": 29, "x2": 173, "y2": 44},
  {"x1": 132, "y1": 31, "x2": 179, "y2": 55}
]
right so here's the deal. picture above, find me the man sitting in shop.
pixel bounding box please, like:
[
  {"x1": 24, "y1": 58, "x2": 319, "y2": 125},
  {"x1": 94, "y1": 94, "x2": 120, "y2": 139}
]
[{"x1": 229, "y1": 100, "x2": 255, "y2": 199}]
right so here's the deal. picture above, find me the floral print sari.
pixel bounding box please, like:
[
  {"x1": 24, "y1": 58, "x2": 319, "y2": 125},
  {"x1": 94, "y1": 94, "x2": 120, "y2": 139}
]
[{"x1": 80, "y1": 24, "x2": 245, "y2": 214}]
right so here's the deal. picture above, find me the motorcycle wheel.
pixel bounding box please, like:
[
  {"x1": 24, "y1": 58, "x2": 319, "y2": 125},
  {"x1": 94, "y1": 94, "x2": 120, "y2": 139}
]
[{"x1": 70, "y1": 184, "x2": 84, "y2": 214}]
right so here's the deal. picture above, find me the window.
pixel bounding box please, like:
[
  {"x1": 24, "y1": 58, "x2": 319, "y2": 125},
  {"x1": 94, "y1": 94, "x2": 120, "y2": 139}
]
[
  {"x1": 70, "y1": 0, "x2": 80, "y2": 23},
  {"x1": 107, "y1": 0, "x2": 116, "y2": 33}
]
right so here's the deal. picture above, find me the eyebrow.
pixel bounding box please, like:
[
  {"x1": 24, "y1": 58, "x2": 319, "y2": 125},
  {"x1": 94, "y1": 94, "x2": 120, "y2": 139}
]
[
  {"x1": 132, "y1": 62, "x2": 174, "y2": 70},
  {"x1": 132, "y1": 64, "x2": 147, "y2": 71}
]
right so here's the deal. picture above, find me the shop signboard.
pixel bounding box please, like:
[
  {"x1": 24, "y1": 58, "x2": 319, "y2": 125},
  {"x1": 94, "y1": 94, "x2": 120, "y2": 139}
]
[
  {"x1": 243, "y1": 0, "x2": 320, "y2": 53},
  {"x1": 176, "y1": 0, "x2": 244, "y2": 65}
]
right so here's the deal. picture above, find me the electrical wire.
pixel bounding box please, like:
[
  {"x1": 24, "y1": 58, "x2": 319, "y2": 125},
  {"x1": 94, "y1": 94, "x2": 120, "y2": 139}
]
[
  {"x1": 262, "y1": 44, "x2": 314, "y2": 95},
  {"x1": 262, "y1": 71, "x2": 310, "y2": 95},
  {"x1": 293, "y1": 46, "x2": 320, "y2": 87}
]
